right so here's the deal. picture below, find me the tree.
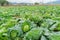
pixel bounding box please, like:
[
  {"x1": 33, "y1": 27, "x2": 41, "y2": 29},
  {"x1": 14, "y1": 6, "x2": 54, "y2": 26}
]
[
  {"x1": 0, "y1": 0, "x2": 9, "y2": 6},
  {"x1": 35, "y1": 2, "x2": 39, "y2": 5}
]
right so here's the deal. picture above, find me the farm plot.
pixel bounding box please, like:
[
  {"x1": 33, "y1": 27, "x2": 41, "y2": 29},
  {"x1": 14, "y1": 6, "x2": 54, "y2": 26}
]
[{"x1": 0, "y1": 6, "x2": 60, "y2": 40}]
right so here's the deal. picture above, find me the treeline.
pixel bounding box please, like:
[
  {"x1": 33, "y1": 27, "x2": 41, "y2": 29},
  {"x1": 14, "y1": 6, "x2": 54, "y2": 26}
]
[
  {"x1": 0, "y1": 0, "x2": 42, "y2": 6},
  {"x1": 0, "y1": 0, "x2": 47, "y2": 6}
]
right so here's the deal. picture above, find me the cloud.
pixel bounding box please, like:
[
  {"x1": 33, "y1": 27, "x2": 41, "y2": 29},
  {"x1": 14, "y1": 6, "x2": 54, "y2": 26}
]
[{"x1": 7, "y1": 0, "x2": 57, "y2": 3}]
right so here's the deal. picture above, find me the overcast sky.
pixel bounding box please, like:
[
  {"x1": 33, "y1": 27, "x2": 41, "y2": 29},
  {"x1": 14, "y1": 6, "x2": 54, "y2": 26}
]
[{"x1": 7, "y1": 0, "x2": 57, "y2": 3}]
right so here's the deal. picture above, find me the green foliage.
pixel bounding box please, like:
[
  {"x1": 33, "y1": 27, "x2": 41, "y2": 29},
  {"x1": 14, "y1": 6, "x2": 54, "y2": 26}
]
[
  {"x1": 0, "y1": 6, "x2": 60, "y2": 40},
  {"x1": 49, "y1": 32, "x2": 60, "y2": 40},
  {"x1": 54, "y1": 22, "x2": 60, "y2": 31},
  {"x1": 23, "y1": 28, "x2": 42, "y2": 40}
]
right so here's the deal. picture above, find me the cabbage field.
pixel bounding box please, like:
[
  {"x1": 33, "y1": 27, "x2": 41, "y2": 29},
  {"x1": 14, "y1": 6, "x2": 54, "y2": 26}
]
[{"x1": 0, "y1": 6, "x2": 60, "y2": 40}]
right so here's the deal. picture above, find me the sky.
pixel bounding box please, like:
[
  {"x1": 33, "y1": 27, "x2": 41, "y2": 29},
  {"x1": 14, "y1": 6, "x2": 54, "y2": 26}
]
[{"x1": 7, "y1": 0, "x2": 57, "y2": 3}]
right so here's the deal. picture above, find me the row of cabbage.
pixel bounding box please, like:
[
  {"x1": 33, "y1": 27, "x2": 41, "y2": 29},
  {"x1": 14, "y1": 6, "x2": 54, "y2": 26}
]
[{"x1": 0, "y1": 6, "x2": 60, "y2": 40}]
